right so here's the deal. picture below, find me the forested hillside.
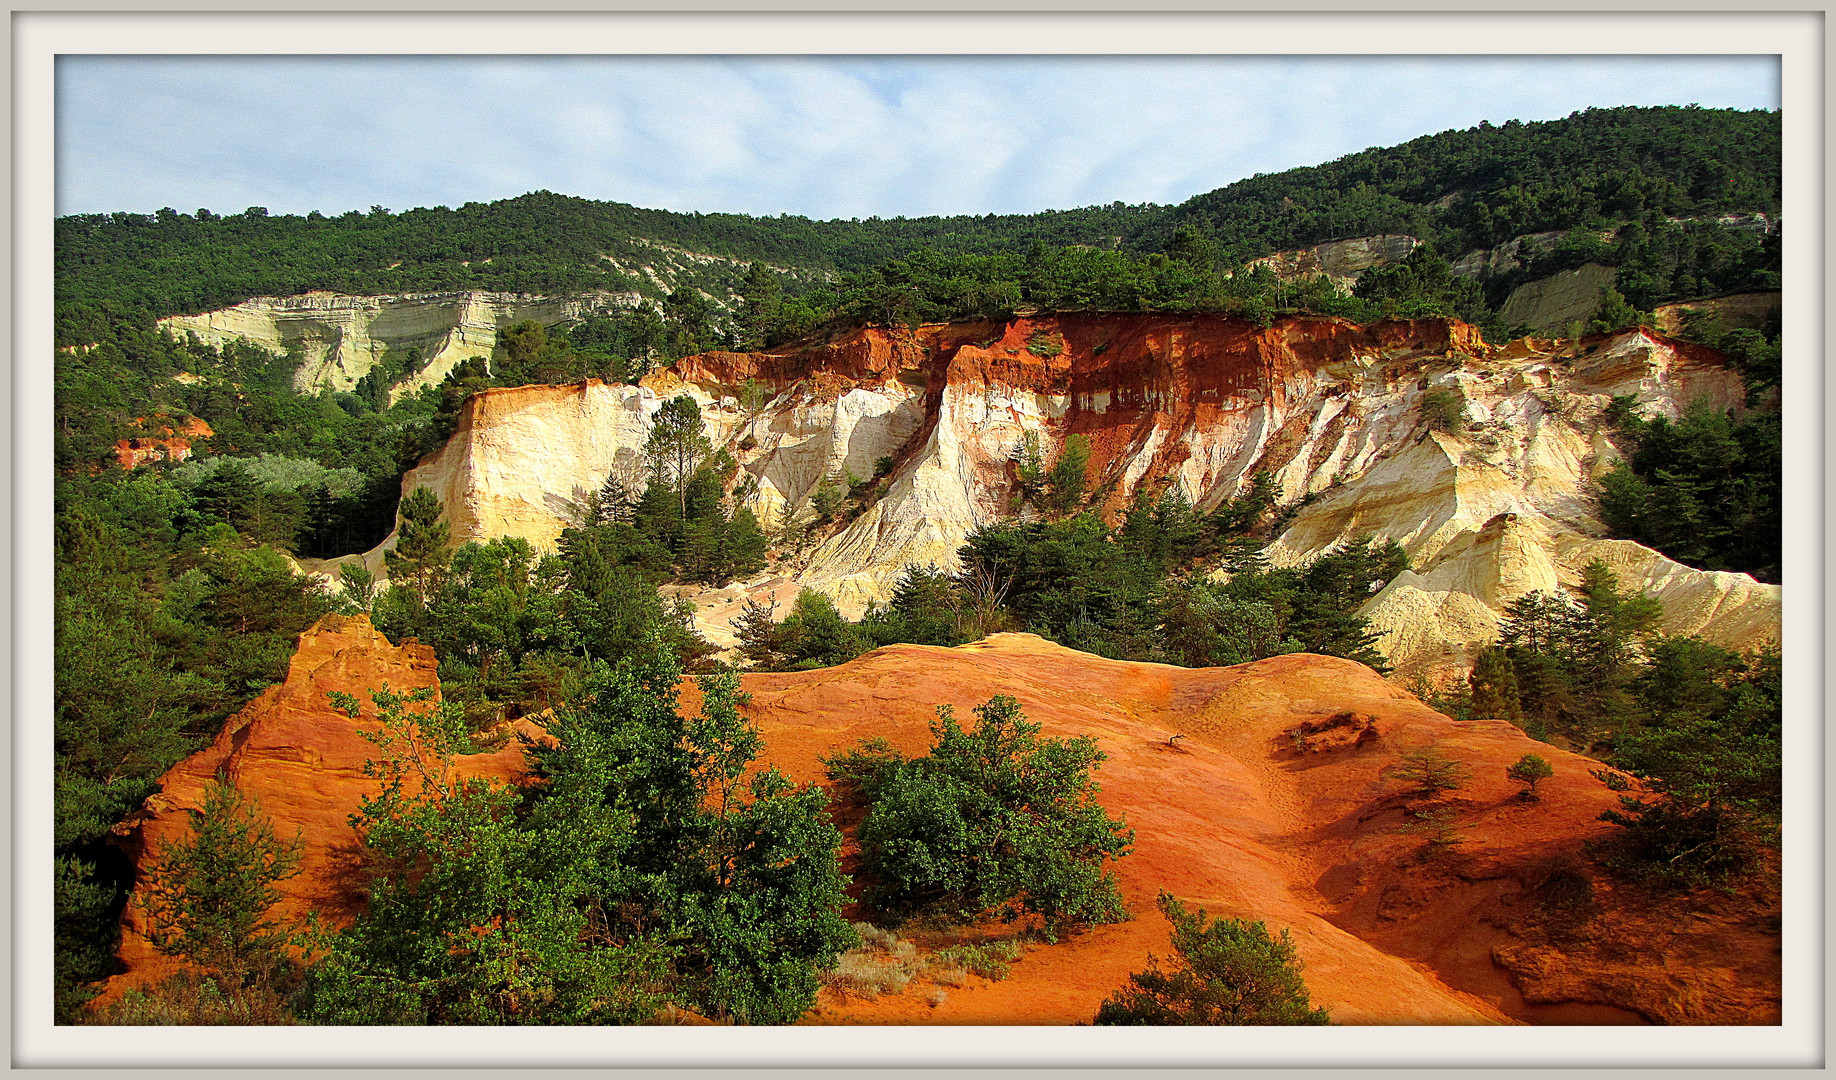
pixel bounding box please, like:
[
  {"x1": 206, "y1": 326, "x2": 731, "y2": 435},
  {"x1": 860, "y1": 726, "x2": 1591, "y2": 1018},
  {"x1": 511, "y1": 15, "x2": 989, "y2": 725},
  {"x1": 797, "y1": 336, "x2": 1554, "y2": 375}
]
[{"x1": 56, "y1": 106, "x2": 1777, "y2": 328}]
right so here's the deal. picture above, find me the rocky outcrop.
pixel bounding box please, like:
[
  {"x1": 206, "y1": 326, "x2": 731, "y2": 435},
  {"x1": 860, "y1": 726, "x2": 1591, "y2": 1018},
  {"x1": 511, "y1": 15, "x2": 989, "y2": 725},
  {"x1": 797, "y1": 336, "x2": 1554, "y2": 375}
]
[
  {"x1": 102, "y1": 630, "x2": 1781, "y2": 1024},
  {"x1": 112, "y1": 415, "x2": 212, "y2": 469},
  {"x1": 1497, "y1": 262, "x2": 1618, "y2": 334},
  {"x1": 1249, "y1": 234, "x2": 1420, "y2": 290},
  {"x1": 1652, "y1": 291, "x2": 1782, "y2": 336},
  {"x1": 347, "y1": 313, "x2": 1777, "y2": 677},
  {"x1": 158, "y1": 290, "x2": 638, "y2": 395},
  {"x1": 97, "y1": 614, "x2": 538, "y2": 1004}
]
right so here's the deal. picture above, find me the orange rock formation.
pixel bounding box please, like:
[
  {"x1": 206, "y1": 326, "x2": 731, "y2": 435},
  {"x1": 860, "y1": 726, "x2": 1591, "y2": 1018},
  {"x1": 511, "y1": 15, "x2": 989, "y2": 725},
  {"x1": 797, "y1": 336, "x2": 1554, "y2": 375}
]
[
  {"x1": 102, "y1": 620, "x2": 1780, "y2": 1025},
  {"x1": 112, "y1": 415, "x2": 213, "y2": 469}
]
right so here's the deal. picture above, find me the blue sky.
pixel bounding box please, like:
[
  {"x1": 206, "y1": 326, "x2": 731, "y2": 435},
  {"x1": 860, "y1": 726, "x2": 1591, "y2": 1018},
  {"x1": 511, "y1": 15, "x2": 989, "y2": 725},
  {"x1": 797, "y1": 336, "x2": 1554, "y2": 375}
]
[{"x1": 56, "y1": 54, "x2": 1779, "y2": 221}]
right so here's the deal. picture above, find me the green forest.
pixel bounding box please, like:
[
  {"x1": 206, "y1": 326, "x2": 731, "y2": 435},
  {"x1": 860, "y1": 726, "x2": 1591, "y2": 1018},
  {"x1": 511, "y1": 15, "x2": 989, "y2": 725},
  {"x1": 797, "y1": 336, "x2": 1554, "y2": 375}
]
[{"x1": 52, "y1": 103, "x2": 1785, "y2": 1026}]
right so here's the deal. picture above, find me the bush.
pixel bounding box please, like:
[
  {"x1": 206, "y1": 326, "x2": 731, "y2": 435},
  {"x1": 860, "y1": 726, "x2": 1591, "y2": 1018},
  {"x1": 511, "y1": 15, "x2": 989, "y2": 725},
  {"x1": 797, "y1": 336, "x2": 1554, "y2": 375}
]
[
  {"x1": 1026, "y1": 331, "x2": 1065, "y2": 358},
  {"x1": 1094, "y1": 893, "x2": 1330, "y2": 1025},
  {"x1": 134, "y1": 777, "x2": 304, "y2": 1012},
  {"x1": 1506, "y1": 753, "x2": 1555, "y2": 799},
  {"x1": 1419, "y1": 387, "x2": 1466, "y2": 434},
  {"x1": 835, "y1": 695, "x2": 1133, "y2": 937},
  {"x1": 932, "y1": 939, "x2": 1022, "y2": 981},
  {"x1": 1383, "y1": 746, "x2": 1472, "y2": 798}
]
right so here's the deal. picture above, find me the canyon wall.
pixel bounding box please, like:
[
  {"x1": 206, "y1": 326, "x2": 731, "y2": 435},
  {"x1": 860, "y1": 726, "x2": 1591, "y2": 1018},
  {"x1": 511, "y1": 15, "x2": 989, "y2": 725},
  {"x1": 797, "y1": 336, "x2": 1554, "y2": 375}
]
[
  {"x1": 336, "y1": 313, "x2": 1777, "y2": 677},
  {"x1": 158, "y1": 289, "x2": 638, "y2": 395}
]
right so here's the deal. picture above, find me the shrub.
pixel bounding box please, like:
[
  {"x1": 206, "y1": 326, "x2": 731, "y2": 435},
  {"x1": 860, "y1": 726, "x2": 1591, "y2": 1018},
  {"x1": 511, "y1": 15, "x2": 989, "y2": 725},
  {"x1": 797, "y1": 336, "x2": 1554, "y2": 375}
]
[
  {"x1": 1506, "y1": 753, "x2": 1555, "y2": 799},
  {"x1": 1094, "y1": 893, "x2": 1331, "y2": 1025},
  {"x1": 1383, "y1": 746, "x2": 1472, "y2": 798},
  {"x1": 1419, "y1": 387, "x2": 1466, "y2": 434},
  {"x1": 1026, "y1": 331, "x2": 1064, "y2": 358},
  {"x1": 932, "y1": 939, "x2": 1023, "y2": 981},
  {"x1": 134, "y1": 778, "x2": 304, "y2": 1010},
  {"x1": 836, "y1": 695, "x2": 1133, "y2": 937}
]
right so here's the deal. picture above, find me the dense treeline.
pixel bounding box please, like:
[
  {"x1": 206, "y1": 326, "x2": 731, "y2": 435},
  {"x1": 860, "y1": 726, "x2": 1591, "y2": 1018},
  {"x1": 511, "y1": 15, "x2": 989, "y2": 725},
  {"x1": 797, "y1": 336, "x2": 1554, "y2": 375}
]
[
  {"x1": 1151, "y1": 106, "x2": 1779, "y2": 263},
  {"x1": 54, "y1": 191, "x2": 1154, "y2": 323},
  {"x1": 55, "y1": 107, "x2": 1777, "y2": 331},
  {"x1": 740, "y1": 466, "x2": 1411, "y2": 677}
]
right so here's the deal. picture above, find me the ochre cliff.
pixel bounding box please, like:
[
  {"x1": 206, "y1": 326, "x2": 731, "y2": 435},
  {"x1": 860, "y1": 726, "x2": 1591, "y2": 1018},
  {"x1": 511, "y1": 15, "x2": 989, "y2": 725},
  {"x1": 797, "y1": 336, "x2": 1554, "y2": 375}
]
[
  {"x1": 333, "y1": 312, "x2": 1777, "y2": 676},
  {"x1": 100, "y1": 627, "x2": 1780, "y2": 1025}
]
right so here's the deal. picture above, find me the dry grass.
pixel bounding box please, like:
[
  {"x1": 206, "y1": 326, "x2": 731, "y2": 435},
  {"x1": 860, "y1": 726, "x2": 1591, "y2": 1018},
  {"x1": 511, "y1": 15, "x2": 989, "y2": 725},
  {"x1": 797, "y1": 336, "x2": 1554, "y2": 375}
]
[{"x1": 822, "y1": 922, "x2": 1028, "y2": 1001}]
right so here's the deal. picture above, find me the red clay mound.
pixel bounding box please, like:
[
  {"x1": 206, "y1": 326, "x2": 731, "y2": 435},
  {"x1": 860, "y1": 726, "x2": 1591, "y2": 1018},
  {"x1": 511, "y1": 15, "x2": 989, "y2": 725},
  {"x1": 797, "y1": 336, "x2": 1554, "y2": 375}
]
[
  {"x1": 745, "y1": 634, "x2": 1779, "y2": 1026},
  {"x1": 96, "y1": 614, "x2": 538, "y2": 1006},
  {"x1": 99, "y1": 626, "x2": 1780, "y2": 1025}
]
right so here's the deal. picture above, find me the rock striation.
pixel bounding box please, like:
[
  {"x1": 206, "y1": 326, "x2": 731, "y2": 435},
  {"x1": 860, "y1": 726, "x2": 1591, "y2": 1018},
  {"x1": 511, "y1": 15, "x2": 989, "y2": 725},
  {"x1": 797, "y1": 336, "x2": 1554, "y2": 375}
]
[
  {"x1": 101, "y1": 630, "x2": 1780, "y2": 1025},
  {"x1": 341, "y1": 312, "x2": 1777, "y2": 678},
  {"x1": 158, "y1": 289, "x2": 638, "y2": 395}
]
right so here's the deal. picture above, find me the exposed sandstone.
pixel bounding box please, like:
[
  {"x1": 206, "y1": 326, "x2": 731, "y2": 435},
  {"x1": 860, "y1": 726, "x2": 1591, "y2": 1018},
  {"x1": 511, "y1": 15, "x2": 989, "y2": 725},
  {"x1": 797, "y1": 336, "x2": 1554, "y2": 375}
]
[
  {"x1": 1652, "y1": 291, "x2": 1782, "y2": 336},
  {"x1": 1249, "y1": 234, "x2": 1420, "y2": 291},
  {"x1": 303, "y1": 313, "x2": 1774, "y2": 678},
  {"x1": 158, "y1": 289, "x2": 637, "y2": 395},
  {"x1": 1497, "y1": 262, "x2": 1618, "y2": 333},
  {"x1": 112, "y1": 415, "x2": 213, "y2": 469}
]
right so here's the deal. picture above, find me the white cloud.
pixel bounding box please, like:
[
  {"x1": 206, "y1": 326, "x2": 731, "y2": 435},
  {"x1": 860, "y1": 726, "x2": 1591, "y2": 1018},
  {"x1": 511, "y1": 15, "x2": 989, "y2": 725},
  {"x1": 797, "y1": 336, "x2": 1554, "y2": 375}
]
[{"x1": 55, "y1": 54, "x2": 1781, "y2": 220}]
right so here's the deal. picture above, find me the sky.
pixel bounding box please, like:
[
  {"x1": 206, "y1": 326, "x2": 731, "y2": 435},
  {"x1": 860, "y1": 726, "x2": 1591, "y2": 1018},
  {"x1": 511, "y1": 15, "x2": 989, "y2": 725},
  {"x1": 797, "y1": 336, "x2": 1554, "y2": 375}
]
[{"x1": 55, "y1": 54, "x2": 1780, "y2": 222}]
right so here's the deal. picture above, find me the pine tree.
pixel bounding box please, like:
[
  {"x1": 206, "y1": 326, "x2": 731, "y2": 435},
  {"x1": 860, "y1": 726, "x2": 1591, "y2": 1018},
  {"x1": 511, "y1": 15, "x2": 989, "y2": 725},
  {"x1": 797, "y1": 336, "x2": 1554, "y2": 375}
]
[{"x1": 644, "y1": 395, "x2": 713, "y2": 520}]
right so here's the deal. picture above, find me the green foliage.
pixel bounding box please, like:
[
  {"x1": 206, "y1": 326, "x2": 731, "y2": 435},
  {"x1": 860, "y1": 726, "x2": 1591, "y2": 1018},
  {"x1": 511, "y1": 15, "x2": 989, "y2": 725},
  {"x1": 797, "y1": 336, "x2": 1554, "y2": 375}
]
[
  {"x1": 531, "y1": 651, "x2": 857, "y2": 1023},
  {"x1": 57, "y1": 110, "x2": 1775, "y2": 335},
  {"x1": 54, "y1": 474, "x2": 336, "y2": 1015},
  {"x1": 302, "y1": 684, "x2": 676, "y2": 1024},
  {"x1": 1353, "y1": 243, "x2": 1487, "y2": 323},
  {"x1": 308, "y1": 656, "x2": 855, "y2": 1026},
  {"x1": 645, "y1": 395, "x2": 715, "y2": 519},
  {"x1": 1597, "y1": 399, "x2": 1780, "y2": 581},
  {"x1": 1588, "y1": 286, "x2": 1647, "y2": 334},
  {"x1": 1042, "y1": 434, "x2": 1091, "y2": 518},
  {"x1": 1506, "y1": 753, "x2": 1555, "y2": 799},
  {"x1": 838, "y1": 695, "x2": 1133, "y2": 936},
  {"x1": 1384, "y1": 746, "x2": 1472, "y2": 798},
  {"x1": 932, "y1": 939, "x2": 1023, "y2": 981},
  {"x1": 135, "y1": 779, "x2": 304, "y2": 1015},
  {"x1": 1594, "y1": 642, "x2": 1780, "y2": 886},
  {"x1": 740, "y1": 589, "x2": 875, "y2": 672},
  {"x1": 1156, "y1": 577, "x2": 1299, "y2": 668},
  {"x1": 809, "y1": 472, "x2": 845, "y2": 524},
  {"x1": 336, "y1": 563, "x2": 376, "y2": 614},
  {"x1": 1094, "y1": 892, "x2": 1330, "y2": 1026},
  {"x1": 1496, "y1": 563, "x2": 1661, "y2": 748},
  {"x1": 1467, "y1": 647, "x2": 1522, "y2": 722},
  {"x1": 381, "y1": 487, "x2": 452, "y2": 619},
  {"x1": 1025, "y1": 330, "x2": 1065, "y2": 358},
  {"x1": 1418, "y1": 386, "x2": 1467, "y2": 434}
]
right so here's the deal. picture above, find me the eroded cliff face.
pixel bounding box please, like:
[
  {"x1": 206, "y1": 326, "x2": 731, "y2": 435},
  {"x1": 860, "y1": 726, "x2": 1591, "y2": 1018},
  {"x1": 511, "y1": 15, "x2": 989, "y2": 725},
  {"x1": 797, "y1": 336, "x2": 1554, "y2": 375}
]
[
  {"x1": 158, "y1": 289, "x2": 637, "y2": 395},
  {"x1": 1249, "y1": 234, "x2": 1421, "y2": 291},
  {"x1": 102, "y1": 630, "x2": 1780, "y2": 1024},
  {"x1": 349, "y1": 312, "x2": 1777, "y2": 675}
]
